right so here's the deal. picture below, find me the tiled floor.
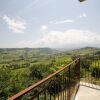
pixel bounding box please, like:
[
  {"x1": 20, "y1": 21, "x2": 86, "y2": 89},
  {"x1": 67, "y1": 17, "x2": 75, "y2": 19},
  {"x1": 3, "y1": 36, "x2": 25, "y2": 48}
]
[{"x1": 75, "y1": 83, "x2": 100, "y2": 100}]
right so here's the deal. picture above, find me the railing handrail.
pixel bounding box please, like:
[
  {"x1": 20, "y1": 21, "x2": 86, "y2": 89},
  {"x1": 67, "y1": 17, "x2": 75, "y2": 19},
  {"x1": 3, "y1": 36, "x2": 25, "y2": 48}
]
[{"x1": 8, "y1": 58, "x2": 80, "y2": 100}]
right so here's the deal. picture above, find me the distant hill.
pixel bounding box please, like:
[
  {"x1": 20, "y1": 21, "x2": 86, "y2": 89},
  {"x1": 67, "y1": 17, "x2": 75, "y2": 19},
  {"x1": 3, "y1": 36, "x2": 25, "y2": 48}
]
[
  {"x1": 64, "y1": 47, "x2": 100, "y2": 56},
  {"x1": 0, "y1": 47, "x2": 100, "y2": 56},
  {"x1": 0, "y1": 47, "x2": 59, "y2": 55}
]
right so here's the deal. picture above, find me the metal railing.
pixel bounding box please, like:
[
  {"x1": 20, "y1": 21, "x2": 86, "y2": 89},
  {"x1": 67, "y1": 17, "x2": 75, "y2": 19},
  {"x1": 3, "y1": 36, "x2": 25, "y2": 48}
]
[{"x1": 8, "y1": 58, "x2": 80, "y2": 100}]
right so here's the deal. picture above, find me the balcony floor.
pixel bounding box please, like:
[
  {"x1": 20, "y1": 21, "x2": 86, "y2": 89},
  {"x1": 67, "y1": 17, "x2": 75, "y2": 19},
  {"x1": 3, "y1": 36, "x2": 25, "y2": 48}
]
[{"x1": 75, "y1": 82, "x2": 100, "y2": 100}]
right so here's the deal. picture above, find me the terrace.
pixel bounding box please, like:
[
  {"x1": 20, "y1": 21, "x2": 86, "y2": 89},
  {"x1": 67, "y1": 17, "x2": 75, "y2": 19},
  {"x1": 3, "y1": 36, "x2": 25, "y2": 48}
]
[{"x1": 8, "y1": 58, "x2": 100, "y2": 100}]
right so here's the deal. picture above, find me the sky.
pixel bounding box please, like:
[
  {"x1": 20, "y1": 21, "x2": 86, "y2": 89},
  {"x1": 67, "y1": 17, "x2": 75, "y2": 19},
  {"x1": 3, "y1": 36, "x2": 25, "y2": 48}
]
[{"x1": 0, "y1": 0, "x2": 100, "y2": 49}]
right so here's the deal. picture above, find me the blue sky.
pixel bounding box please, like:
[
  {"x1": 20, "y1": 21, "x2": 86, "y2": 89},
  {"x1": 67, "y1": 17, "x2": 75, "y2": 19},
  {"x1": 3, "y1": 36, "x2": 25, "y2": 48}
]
[{"x1": 0, "y1": 0, "x2": 100, "y2": 48}]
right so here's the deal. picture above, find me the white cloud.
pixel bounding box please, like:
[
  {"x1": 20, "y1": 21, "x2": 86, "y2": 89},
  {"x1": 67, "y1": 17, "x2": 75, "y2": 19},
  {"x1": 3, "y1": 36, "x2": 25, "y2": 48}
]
[
  {"x1": 41, "y1": 25, "x2": 48, "y2": 31},
  {"x1": 49, "y1": 19, "x2": 74, "y2": 24},
  {"x1": 83, "y1": 13, "x2": 87, "y2": 17},
  {"x1": 78, "y1": 13, "x2": 87, "y2": 18},
  {"x1": 3, "y1": 15, "x2": 26, "y2": 33},
  {"x1": 35, "y1": 29, "x2": 100, "y2": 48},
  {"x1": 13, "y1": 29, "x2": 100, "y2": 48}
]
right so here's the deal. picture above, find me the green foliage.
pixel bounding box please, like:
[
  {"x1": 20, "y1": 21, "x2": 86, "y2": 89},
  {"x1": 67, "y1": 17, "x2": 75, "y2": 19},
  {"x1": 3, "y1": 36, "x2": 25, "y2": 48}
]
[
  {"x1": 0, "y1": 66, "x2": 11, "y2": 99},
  {"x1": 30, "y1": 65, "x2": 43, "y2": 79},
  {"x1": 0, "y1": 47, "x2": 100, "y2": 99},
  {"x1": 47, "y1": 75, "x2": 62, "y2": 95},
  {"x1": 91, "y1": 60, "x2": 100, "y2": 78},
  {"x1": 91, "y1": 67, "x2": 100, "y2": 78}
]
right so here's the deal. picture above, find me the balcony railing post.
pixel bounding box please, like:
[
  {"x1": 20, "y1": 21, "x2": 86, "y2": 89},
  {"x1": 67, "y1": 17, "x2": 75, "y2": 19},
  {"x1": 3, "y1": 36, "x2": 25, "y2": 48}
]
[
  {"x1": 67, "y1": 65, "x2": 70, "y2": 100},
  {"x1": 78, "y1": 58, "x2": 80, "y2": 83}
]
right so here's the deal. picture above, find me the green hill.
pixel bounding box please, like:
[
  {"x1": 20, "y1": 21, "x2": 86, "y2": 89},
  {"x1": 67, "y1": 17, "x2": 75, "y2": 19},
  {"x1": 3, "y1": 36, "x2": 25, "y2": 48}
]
[{"x1": 65, "y1": 47, "x2": 100, "y2": 56}]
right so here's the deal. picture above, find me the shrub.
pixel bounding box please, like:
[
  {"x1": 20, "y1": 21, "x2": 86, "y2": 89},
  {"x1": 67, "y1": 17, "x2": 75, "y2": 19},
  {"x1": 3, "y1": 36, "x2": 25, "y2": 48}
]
[
  {"x1": 47, "y1": 76, "x2": 62, "y2": 95},
  {"x1": 30, "y1": 65, "x2": 43, "y2": 79},
  {"x1": 91, "y1": 67, "x2": 100, "y2": 78}
]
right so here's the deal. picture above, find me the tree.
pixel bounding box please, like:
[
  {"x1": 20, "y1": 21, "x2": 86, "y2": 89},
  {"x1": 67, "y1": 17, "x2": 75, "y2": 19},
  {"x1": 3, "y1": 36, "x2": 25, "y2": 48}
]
[
  {"x1": 0, "y1": 66, "x2": 11, "y2": 99},
  {"x1": 30, "y1": 65, "x2": 43, "y2": 80},
  {"x1": 91, "y1": 67, "x2": 100, "y2": 78}
]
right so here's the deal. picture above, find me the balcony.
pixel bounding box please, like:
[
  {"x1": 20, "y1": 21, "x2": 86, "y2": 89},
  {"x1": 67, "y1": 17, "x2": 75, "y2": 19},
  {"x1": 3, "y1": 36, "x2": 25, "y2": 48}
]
[
  {"x1": 8, "y1": 58, "x2": 100, "y2": 100},
  {"x1": 75, "y1": 82, "x2": 100, "y2": 100}
]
